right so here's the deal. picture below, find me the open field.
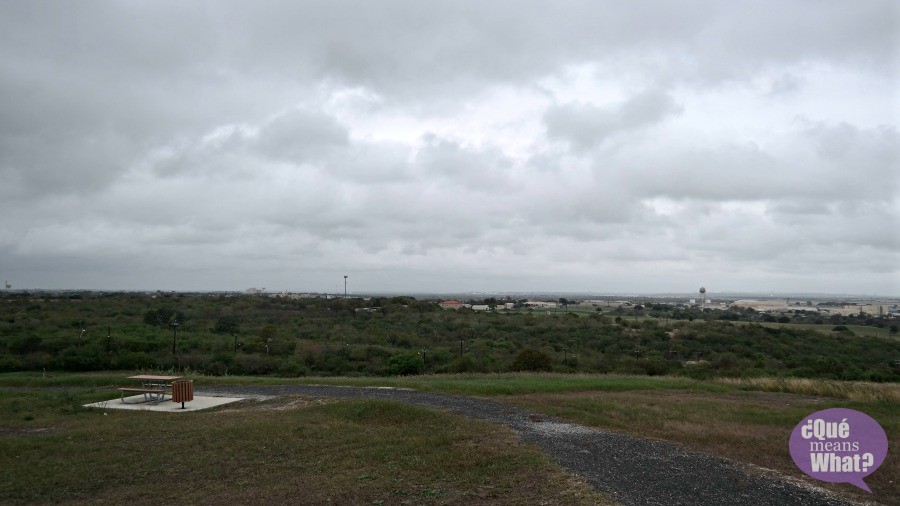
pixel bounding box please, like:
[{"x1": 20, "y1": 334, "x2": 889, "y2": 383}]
[
  {"x1": 3, "y1": 371, "x2": 898, "y2": 401},
  {"x1": 731, "y1": 320, "x2": 896, "y2": 340},
  {"x1": 1, "y1": 372, "x2": 897, "y2": 504},
  {"x1": 0, "y1": 387, "x2": 610, "y2": 505}
]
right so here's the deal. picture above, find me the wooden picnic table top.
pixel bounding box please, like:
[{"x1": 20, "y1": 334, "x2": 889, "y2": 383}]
[{"x1": 127, "y1": 375, "x2": 182, "y2": 381}]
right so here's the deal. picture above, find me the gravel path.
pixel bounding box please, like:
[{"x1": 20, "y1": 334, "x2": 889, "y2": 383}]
[{"x1": 198, "y1": 385, "x2": 857, "y2": 506}]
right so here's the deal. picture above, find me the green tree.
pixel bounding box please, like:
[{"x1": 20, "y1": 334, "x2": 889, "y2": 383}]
[
  {"x1": 259, "y1": 324, "x2": 277, "y2": 353},
  {"x1": 510, "y1": 348, "x2": 553, "y2": 372},
  {"x1": 143, "y1": 308, "x2": 184, "y2": 327},
  {"x1": 388, "y1": 352, "x2": 425, "y2": 375},
  {"x1": 213, "y1": 316, "x2": 241, "y2": 334}
]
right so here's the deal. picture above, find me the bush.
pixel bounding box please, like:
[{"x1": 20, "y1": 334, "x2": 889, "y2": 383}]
[
  {"x1": 233, "y1": 354, "x2": 280, "y2": 375},
  {"x1": 387, "y1": 352, "x2": 424, "y2": 375},
  {"x1": 449, "y1": 356, "x2": 479, "y2": 373},
  {"x1": 54, "y1": 345, "x2": 105, "y2": 371},
  {"x1": 143, "y1": 308, "x2": 185, "y2": 327},
  {"x1": 111, "y1": 352, "x2": 154, "y2": 370},
  {"x1": 0, "y1": 354, "x2": 23, "y2": 372},
  {"x1": 510, "y1": 348, "x2": 553, "y2": 372},
  {"x1": 278, "y1": 359, "x2": 310, "y2": 377}
]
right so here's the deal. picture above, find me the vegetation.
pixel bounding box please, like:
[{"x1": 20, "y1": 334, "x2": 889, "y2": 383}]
[
  {"x1": 510, "y1": 349, "x2": 553, "y2": 372},
  {"x1": 0, "y1": 388, "x2": 610, "y2": 505},
  {"x1": 1, "y1": 291, "x2": 898, "y2": 381},
  {"x1": 506, "y1": 386, "x2": 898, "y2": 503},
  {"x1": 0, "y1": 372, "x2": 895, "y2": 504},
  {"x1": 2, "y1": 292, "x2": 894, "y2": 503}
]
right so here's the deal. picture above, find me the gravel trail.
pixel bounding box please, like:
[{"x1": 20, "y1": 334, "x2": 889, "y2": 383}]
[{"x1": 198, "y1": 385, "x2": 858, "y2": 506}]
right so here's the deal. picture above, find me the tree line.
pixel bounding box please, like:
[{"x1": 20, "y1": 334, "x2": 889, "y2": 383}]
[{"x1": 0, "y1": 291, "x2": 897, "y2": 381}]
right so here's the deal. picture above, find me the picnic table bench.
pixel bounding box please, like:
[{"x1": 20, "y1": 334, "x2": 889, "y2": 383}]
[{"x1": 119, "y1": 375, "x2": 181, "y2": 405}]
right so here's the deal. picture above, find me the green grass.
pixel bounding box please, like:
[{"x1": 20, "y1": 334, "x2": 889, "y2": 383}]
[
  {"x1": 732, "y1": 320, "x2": 895, "y2": 339},
  {"x1": 0, "y1": 371, "x2": 732, "y2": 396},
  {"x1": 2, "y1": 372, "x2": 897, "y2": 504},
  {"x1": 0, "y1": 389, "x2": 611, "y2": 505},
  {"x1": 4, "y1": 371, "x2": 897, "y2": 401}
]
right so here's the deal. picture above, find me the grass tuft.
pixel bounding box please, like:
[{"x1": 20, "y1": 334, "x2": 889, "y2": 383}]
[{"x1": 716, "y1": 376, "x2": 900, "y2": 403}]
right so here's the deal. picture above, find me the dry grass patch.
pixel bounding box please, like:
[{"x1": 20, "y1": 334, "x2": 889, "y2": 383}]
[{"x1": 717, "y1": 377, "x2": 900, "y2": 403}]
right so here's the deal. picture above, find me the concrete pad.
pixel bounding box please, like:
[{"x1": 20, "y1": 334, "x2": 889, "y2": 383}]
[{"x1": 83, "y1": 395, "x2": 244, "y2": 413}]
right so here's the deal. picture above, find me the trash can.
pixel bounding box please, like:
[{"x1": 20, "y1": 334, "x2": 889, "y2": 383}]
[{"x1": 172, "y1": 379, "x2": 194, "y2": 409}]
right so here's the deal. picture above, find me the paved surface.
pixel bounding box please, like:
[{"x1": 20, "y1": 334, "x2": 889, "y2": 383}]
[
  {"x1": 83, "y1": 394, "x2": 243, "y2": 412},
  {"x1": 198, "y1": 385, "x2": 860, "y2": 506}
]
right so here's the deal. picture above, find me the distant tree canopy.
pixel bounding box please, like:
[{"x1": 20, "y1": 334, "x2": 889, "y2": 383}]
[
  {"x1": 1, "y1": 291, "x2": 897, "y2": 381},
  {"x1": 143, "y1": 308, "x2": 184, "y2": 327},
  {"x1": 213, "y1": 316, "x2": 241, "y2": 334},
  {"x1": 510, "y1": 348, "x2": 553, "y2": 372}
]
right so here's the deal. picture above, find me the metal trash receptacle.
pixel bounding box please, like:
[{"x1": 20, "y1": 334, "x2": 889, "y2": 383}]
[{"x1": 172, "y1": 379, "x2": 194, "y2": 409}]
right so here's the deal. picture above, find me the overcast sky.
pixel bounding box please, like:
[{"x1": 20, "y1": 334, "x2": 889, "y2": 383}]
[{"x1": 1, "y1": 1, "x2": 898, "y2": 295}]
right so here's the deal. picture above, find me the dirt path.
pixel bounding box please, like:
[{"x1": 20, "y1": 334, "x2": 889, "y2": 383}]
[{"x1": 198, "y1": 385, "x2": 859, "y2": 506}]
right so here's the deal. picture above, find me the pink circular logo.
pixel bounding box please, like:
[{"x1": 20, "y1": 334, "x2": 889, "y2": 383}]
[{"x1": 789, "y1": 408, "x2": 888, "y2": 493}]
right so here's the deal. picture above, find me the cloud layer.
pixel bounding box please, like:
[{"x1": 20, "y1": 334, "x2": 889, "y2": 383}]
[{"x1": 1, "y1": 1, "x2": 897, "y2": 294}]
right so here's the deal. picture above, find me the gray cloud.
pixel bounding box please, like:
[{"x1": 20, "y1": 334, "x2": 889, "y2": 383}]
[
  {"x1": 544, "y1": 89, "x2": 683, "y2": 150},
  {"x1": 1, "y1": 1, "x2": 897, "y2": 294}
]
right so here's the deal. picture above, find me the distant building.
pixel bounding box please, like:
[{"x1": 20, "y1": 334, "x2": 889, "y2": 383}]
[
  {"x1": 471, "y1": 305, "x2": 490, "y2": 311},
  {"x1": 440, "y1": 300, "x2": 464, "y2": 310}
]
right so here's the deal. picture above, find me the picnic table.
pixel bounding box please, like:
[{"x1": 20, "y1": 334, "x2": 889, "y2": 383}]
[{"x1": 118, "y1": 375, "x2": 182, "y2": 404}]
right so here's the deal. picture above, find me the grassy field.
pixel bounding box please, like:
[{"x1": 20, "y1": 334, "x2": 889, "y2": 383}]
[
  {"x1": 730, "y1": 320, "x2": 896, "y2": 339},
  {"x1": 0, "y1": 387, "x2": 611, "y2": 505},
  {"x1": 3, "y1": 371, "x2": 898, "y2": 401},
  {"x1": 506, "y1": 389, "x2": 897, "y2": 504},
  {"x1": 1, "y1": 372, "x2": 897, "y2": 504}
]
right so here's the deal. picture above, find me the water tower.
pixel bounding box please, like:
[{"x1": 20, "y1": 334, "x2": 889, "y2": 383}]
[{"x1": 699, "y1": 287, "x2": 707, "y2": 306}]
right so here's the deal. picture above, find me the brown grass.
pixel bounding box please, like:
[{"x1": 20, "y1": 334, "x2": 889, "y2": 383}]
[{"x1": 716, "y1": 377, "x2": 900, "y2": 403}]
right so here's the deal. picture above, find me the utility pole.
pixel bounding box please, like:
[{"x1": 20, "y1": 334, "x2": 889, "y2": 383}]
[
  {"x1": 344, "y1": 275, "x2": 348, "y2": 298},
  {"x1": 107, "y1": 325, "x2": 111, "y2": 359},
  {"x1": 171, "y1": 320, "x2": 179, "y2": 354}
]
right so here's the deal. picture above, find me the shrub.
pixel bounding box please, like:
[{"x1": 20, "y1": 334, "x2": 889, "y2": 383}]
[
  {"x1": 387, "y1": 352, "x2": 424, "y2": 376},
  {"x1": 278, "y1": 359, "x2": 310, "y2": 377},
  {"x1": 510, "y1": 348, "x2": 553, "y2": 372},
  {"x1": 111, "y1": 352, "x2": 154, "y2": 370},
  {"x1": 449, "y1": 356, "x2": 478, "y2": 373},
  {"x1": 233, "y1": 353, "x2": 280, "y2": 375}
]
